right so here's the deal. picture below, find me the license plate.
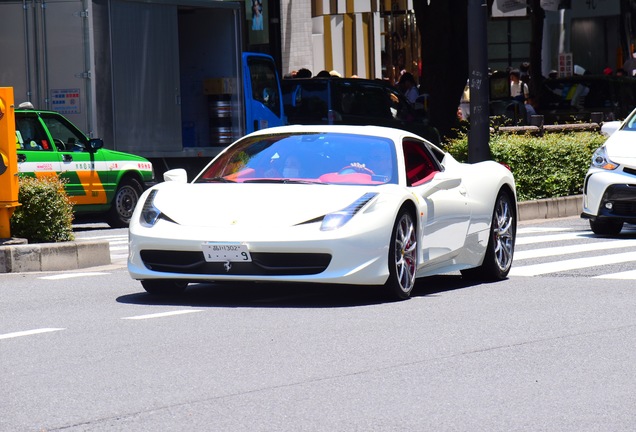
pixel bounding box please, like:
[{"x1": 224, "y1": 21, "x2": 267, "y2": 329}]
[{"x1": 202, "y1": 242, "x2": 252, "y2": 262}]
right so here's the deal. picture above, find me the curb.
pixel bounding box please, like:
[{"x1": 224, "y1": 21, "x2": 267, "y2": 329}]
[
  {"x1": 0, "y1": 240, "x2": 111, "y2": 273},
  {"x1": 518, "y1": 194, "x2": 582, "y2": 222}
]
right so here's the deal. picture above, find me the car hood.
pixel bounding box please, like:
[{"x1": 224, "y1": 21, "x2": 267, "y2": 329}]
[
  {"x1": 150, "y1": 182, "x2": 387, "y2": 228},
  {"x1": 605, "y1": 131, "x2": 636, "y2": 166},
  {"x1": 99, "y1": 148, "x2": 150, "y2": 162}
]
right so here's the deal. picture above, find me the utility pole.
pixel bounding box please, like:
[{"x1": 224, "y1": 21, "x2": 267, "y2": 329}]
[{"x1": 467, "y1": 0, "x2": 491, "y2": 162}]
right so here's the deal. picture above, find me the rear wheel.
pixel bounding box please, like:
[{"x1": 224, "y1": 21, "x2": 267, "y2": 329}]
[
  {"x1": 589, "y1": 219, "x2": 623, "y2": 236},
  {"x1": 107, "y1": 177, "x2": 143, "y2": 228},
  {"x1": 141, "y1": 280, "x2": 188, "y2": 296},
  {"x1": 384, "y1": 210, "x2": 417, "y2": 300},
  {"x1": 461, "y1": 190, "x2": 515, "y2": 281}
]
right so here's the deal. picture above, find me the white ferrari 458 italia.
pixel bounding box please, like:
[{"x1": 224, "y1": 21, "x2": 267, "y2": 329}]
[
  {"x1": 128, "y1": 125, "x2": 517, "y2": 300},
  {"x1": 581, "y1": 109, "x2": 636, "y2": 235}
]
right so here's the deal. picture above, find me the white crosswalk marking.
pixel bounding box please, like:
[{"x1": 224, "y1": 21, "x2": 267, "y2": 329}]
[
  {"x1": 76, "y1": 233, "x2": 128, "y2": 264},
  {"x1": 514, "y1": 239, "x2": 636, "y2": 260},
  {"x1": 512, "y1": 225, "x2": 636, "y2": 279},
  {"x1": 510, "y1": 251, "x2": 635, "y2": 277}
]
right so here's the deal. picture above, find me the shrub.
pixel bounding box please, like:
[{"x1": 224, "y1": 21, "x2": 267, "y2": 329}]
[
  {"x1": 10, "y1": 175, "x2": 75, "y2": 243},
  {"x1": 444, "y1": 131, "x2": 606, "y2": 201}
]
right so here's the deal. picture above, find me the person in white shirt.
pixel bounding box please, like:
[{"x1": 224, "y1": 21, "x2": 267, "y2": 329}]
[{"x1": 510, "y1": 69, "x2": 528, "y2": 102}]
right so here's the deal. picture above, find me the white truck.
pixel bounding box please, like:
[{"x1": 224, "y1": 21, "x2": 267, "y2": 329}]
[{"x1": 0, "y1": 0, "x2": 285, "y2": 177}]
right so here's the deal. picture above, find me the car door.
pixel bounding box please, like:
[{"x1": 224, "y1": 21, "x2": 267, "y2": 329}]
[
  {"x1": 402, "y1": 138, "x2": 470, "y2": 263},
  {"x1": 38, "y1": 112, "x2": 110, "y2": 207},
  {"x1": 15, "y1": 112, "x2": 62, "y2": 178}
]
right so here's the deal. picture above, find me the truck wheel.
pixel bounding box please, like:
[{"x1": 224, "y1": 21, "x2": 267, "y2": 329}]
[{"x1": 108, "y1": 178, "x2": 143, "y2": 228}]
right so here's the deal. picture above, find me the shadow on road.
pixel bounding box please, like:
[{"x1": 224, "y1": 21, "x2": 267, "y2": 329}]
[{"x1": 117, "y1": 274, "x2": 494, "y2": 309}]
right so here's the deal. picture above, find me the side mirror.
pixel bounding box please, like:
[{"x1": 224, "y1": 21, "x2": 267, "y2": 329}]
[
  {"x1": 601, "y1": 121, "x2": 621, "y2": 137},
  {"x1": 87, "y1": 138, "x2": 104, "y2": 152},
  {"x1": 163, "y1": 168, "x2": 187, "y2": 183}
]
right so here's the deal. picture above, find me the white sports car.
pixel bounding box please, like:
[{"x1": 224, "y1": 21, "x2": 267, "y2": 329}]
[
  {"x1": 128, "y1": 125, "x2": 517, "y2": 300},
  {"x1": 582, "y1": 109, "x2": 636, "y2": 235}
]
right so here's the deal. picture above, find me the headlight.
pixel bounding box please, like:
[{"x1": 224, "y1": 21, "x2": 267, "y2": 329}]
[
  {"x1": 320, "y1": 192, "x2": 378, "y2": 231},
  {"x1": 140, "y1": 189, "x2": 161, "y2": 227},
  {"x1": 591, "y1": 146, "x2": 619, "y2": 170}
]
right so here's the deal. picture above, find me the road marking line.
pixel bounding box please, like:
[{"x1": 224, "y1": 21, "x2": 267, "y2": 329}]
[
  {"x1": 517, "y1": 227, "x2": 575, "y2": 234},
  {"x1": 121, "y1": 310, "x2": 203, "y2": 320},
  {"x1": 594, "y1": 269, "x2": 636, "y2": 280},
  {"x1": 516, "y1": 232, "x2": 592, "y2": 245},
  {"x1": 514, "y1": 239, "x2": 636, "y2": 260},
  {"x1": 77, "y1": 235, "x2": 128, "y2": 241},
  {"x1": 0, "y1": 328, "x2": 65, "y2": 340},
  {"x1": 39, "y1": 272, "x2": 110, "y2": 280},
  {"x1": 510, "y1": 251, "x2": 636, "y2": 277}
]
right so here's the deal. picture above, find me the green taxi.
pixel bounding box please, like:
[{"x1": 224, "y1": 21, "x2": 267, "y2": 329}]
[{"x1": 15, "y1": 107, "x2": 154, "y2": 227}]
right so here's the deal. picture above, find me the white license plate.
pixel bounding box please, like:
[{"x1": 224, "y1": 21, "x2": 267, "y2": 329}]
[{"x1": 202, "y1": 242, "x2": 252, "y2": 262}]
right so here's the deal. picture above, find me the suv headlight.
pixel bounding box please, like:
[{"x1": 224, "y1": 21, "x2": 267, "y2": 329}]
[{"x1": 591, "y1": 146, "x2": 619, "y2": 170}]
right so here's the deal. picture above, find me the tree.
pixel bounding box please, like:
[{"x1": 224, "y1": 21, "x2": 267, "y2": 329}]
[{"x1": 413, "y1": 0, "x2": 468, "y2": 140}]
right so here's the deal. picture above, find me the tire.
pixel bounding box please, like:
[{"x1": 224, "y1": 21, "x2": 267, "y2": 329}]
[
  {"x1": 461, "y1": 190, "x2": 515, "y2": 281},
  {"x1": 141, "y1": 280, "x2": 188, "y2": 296},
  {"x1": 589, "y1": 219, "x2": 623, "y2": 236},
  {"x1": 107, "y1": 177, "x2": 143, "y2": 228},
  {"x1": 384, "y1": 210, "x2": 417, "y2": 300}
]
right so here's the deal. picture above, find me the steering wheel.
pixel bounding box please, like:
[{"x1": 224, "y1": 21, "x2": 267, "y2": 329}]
[
  {"x1": 338, "y1": 164, "x2": 374, "y2": 175},
  {"x1": 54, "y1": 139, "x2": 66, "y2": 151}
]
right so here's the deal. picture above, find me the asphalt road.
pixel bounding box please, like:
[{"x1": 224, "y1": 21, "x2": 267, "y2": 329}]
[{"x1": 2, "y1": 217, "x2": 636, "y2": 431}]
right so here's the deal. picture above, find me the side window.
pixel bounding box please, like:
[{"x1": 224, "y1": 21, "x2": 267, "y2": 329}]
[
  {"x1": 358, "y1": 84, "x2": 392, "y2": 119},
  {"x1": 402, "y1": 139, "x2": 440, "y2": 186},
  {"x1": 248, "y1": 57, "x2": 281, "y2": 116},
  {"x1": 15, "y1": 116, "x2": 52, "y2": 151},
  {"x1": 41, "y1": 114, "x2": 87, "y2": 152}
]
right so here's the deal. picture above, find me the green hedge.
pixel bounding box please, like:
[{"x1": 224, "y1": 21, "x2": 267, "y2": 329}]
[
  {"x1": 10, "y1": 176, "x2": 74, "y2": 243},
  {"x1": 444, "y1": 132, "x2": 606, "y2": 201}
]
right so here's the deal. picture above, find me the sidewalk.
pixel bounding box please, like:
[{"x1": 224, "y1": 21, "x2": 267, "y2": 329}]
[{"x1": 1, "y1": 195, "x2": 583, "y2": 273}]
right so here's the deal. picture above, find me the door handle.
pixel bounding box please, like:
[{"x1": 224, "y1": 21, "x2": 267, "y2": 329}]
[
  {"x1": 17, "y1": 154, "x2": 26, "y2": 162},
  {"x1": 63, "y1": 154, "x2": 73, "y2": 162}
]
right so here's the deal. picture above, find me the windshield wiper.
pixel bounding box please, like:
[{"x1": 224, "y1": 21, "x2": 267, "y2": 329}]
[
  {"x1": 198, "y1": 177, "x2": 235, "y2": 183},
  {"x1": 243, "y1": 179, "x2": 326, "y2": 185}
]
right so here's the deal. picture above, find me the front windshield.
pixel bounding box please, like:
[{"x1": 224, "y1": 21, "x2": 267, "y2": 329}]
[
  {"x1": 623, "y1": 110, "x2": 636, "y2": 131},
  {"x1": 194, "y1": 132, "x2": 397, "y2": 185}
]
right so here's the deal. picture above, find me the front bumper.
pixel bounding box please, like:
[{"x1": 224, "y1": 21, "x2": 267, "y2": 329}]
[{"x1": 582, "y1": 170, "x2": 636, "y2": 223}]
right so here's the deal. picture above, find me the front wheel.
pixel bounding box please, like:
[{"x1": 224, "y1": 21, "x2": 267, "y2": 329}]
[
  {"x1": 141, "y1": 280, "x2": 188, "y2": 296},
  {"x1": 589, "y1": 219, "x2": 623, "y2": 236},
  {"x1": 461, "y1": 190, "x2": 515, "y2": 281},
  {"x1": 384, "y1": 210, "x2": 417, "y2": 300},
  {"x1": 107, "y1": 178, "x2": 143, "y2": 228}
]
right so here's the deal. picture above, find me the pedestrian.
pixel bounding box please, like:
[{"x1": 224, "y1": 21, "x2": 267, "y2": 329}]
[
  {"x1": 524, "y1": 94, "x2": 538, "y2": 124},
  {"x1": 295, "y1": 68, "x2": 312, "y2": 78},
  {"x1": 623, "y1": 52, "x2": 636, "y2": 76},
  {"x1": 510, "y1": 69, "x2": 528, "y2": 102},
  {"x1": 398, "y1": 72, "x2": 419, "y2": 104}
]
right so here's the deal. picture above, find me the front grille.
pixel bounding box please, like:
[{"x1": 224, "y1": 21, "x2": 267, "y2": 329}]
[
  {"x1": 609, "y1": 201, "x2": 636, "y2": 217},
  {"x1": 601, "y1": 184, "x2": 636, "y2": 218},
  {"x1": 140, "y1": 250, "x2": 331, "y2": 276}
]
